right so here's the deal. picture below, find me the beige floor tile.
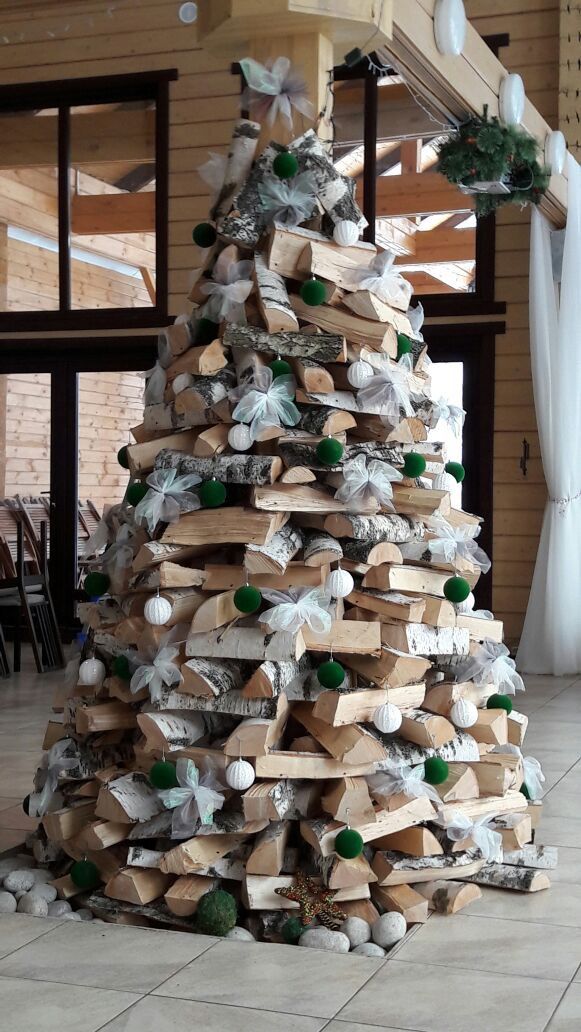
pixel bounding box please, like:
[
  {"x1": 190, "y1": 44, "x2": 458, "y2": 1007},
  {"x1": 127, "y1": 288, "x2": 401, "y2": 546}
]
[
  {"x1": 99, "y1": 995, "x2": 327, "y2": 1031},
  {"x1": 0, "y1": 914, "x2": 61, "y2": 959},
  {"x1": 0, "y1": 975, "x2": 140, "y2": 1032},
  {"x1": 464, "y1": 882, "x2": 581, "y2": 927},
  {"x1": 550, "y1": 847, "x2": 581, "y2": 883},
  {"x1": 536, "y1": 815, "x2": 581, "y2": 848},
  {"x1": 326, "y1": 1025, "x2": 414, "y2": 1032},
  {"x1": 153, "y1": 939, "x2": 382, "y2": 1018},
  {"x1": 0, "y1": 921, "x2": 216, "y2": 993},
  {"x1": 0, "y1": 828, "x2": 27, "y2": 851},
  {"x1": 546, "y1": 983, "x2": 581, "y2": 1029},
  {"x1": 337, "y1": 960, "x2": 567, "y2": 1032},
  {"x1": 0, "y1": 804, "x2": 39, "y2": 831}
]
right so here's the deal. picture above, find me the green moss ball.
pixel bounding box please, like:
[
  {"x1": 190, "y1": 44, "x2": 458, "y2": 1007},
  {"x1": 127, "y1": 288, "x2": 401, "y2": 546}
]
[
  {"x1": 273, "y1": 151, "x2": 299, "y2": 179},
  {"x1": 84, "y1": 571, "x2": 110, "y2": 598},
  {"x1": 316, "y1": 437, "x2": 344, "y2": 465},
  {"x1": 192, "y1": 222, "x2": 217, "y2": 248},
  {"x1": 317, "y1": 660, "x2": 345, "y2": 690},
  {"x1": 194, "y1": 317, "x2": 220, "y2": 345},
  {"x1": 199, "y1": 479, "x2": 227, "y2": 508},
  {"x1": 335, "y1": 827, "x2": 364, "y2": 859},
  {"x1": 403, "y1": 451, "x2": 427, "y2": 478},
  {"x1": 486, "y1": 693, "x2": 513, "y2": 714},
  {"x1": 126, "y1": 481, "x2": 149, "y2": 507},
  {"x1": 149, "y1": 760, "x2": 179, "y2": 790},
  {"x1": 424, "y1": 756, "x2": 449, "y2": 785},
  {"x1": 520, "y1": 782, "x2": 531, "y2": 800},
  {"x1": 300, "y1": 277, "x2": 327, "y2": 307},
  {"x1": 443, "y1": 575, "x2": 471, "y2": 604},
  {"x1": 195, "y1": 888, "x2": 237, "y2": 936},
  {"x1": 70, "y1": 859, "x2": 100, "y2": 890},
  {"x1": 117, "y1": 446, "x2": 130, "y2": 469},
  {"x1": 397, "y1": 332, "x2": 412, "y2": 358},
  {"x1": 234, "y1": 584, "x2": 262, "y2": 614},
  {"x1": 269, "y1": 358, "x2": 293, "y2": 379},
  {"x1": 282, "y1": 916, "x2": 312, "y2": 943},
  {"x1": 445, "y1": 461, "x2": 465, "y2": 483},
  {"x1": 112, "y1": 655, "x2": 131, "y2": 681}
]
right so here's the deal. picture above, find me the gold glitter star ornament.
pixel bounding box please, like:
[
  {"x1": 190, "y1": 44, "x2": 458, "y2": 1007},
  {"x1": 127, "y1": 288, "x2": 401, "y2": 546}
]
[{"x1": 274, "y1": 871, "x2": 347, "y2": 927}]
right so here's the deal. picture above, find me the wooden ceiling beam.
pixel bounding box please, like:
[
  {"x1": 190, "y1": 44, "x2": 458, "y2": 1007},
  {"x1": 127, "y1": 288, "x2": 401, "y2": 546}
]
[
  {"x1": 0, "y1": 110, "x2": 154, "y2": 169},
  {"x1": 396, "y1": 226, "x2": 475, "y2": 264},
  {"x1": 71, "y1": 193, "x2": 156, "y2": 235},
  {"x1": 376, "y1": 172, "x2": 474, "y2": 218}
]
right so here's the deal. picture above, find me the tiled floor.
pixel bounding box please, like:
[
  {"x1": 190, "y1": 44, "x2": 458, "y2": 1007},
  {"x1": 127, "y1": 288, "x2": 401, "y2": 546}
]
[{"x1": 0, "y1": 655, "x2": 580, "y2": 1030}]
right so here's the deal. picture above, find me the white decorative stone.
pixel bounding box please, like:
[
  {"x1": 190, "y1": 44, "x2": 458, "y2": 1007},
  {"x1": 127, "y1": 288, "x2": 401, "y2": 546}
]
[
  {"x1": 500, "y1": 73, "x2": 525, "y2": 125},
  {"x1": 545, "y1": 130, "x2": 567, "y2": 175},
  {"x1": 333, "y1": 220, "x2": 359, "y2": 246},
  {"x1": 144, "y1": 594, "x2": 173, "y2": 626},
  {"x1": 60, "y1": 911, "x2": 82, "y2": 921},
  {"x1": 225, "y1": 926, "x2": 256, "y2": 942},
  {"x1": 432, "y1": 472, "x2": 457, "y2": 493},
  {"x1": 48, "y1": 900, "x2": 73, "y2": 917},
  {"x1": 3, "y1": 870, "x2": 36, "y2": 893},
  {"x1": 228, "y1": 423, "x2": 253, "y2": 452},
  {"x1": 17, "y1": 892, "x2": 49, "y2": 917},
  {"x1": 0, "y1": 891, "x2": 17, "y2": 914},
  {"x1": 456, "y1": 591, "x2": 475, "y2": 614},
  {"x1": 0, "y1": 855, "x2": 35, "y2": 880},
  {"x1": 78, "y1": 657, "x2": 106, "y2": 686},
  {"x1": 340, "y1": 916, "x2": 371, "y2": 949},
  {"x1": 347, "y1": 361, "x2": 374, "y2": 389},
  {"x1": 178, "y1": 2, "x2": 198, "y2": 23},
  {"x1": 29, "y1": 869, "x2": 53, "y2": 884},
  {"x1": 172, "y1": 372, "x2": 194, "y2": 395},
  {"x1": 30, "y1": 883, "x2": 57, "y2": 904},
  {"x1": 450, "y1": 698, "x2": 478, "y2": 729},
  {"x1": 299, "y1": 927, "x2": 350, "y2": 953},
  {"x1": 325, "y1": 568, "x2": 354, "y2": 599},
  {"x1": 225, "y1": 758, "x2": 256, "y2": 791},
  {"x1": 352, "y1": 942, "x2": 386, "y2": 958},
  {"x1": 75, "y1": 908, "x2": 95, "y2": 921},
  {"x1": 434, "y1": 0, "x2": 467, "y2": 56},
  {"x1": 371, "y1": 911, "x2": 407, "y2": 948},
  {"x1": 373, "y1": 702, "x2": 403, "y2": 734}
]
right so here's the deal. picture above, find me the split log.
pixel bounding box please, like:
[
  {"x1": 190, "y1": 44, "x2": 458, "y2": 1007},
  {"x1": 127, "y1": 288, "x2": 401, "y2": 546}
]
[
  {"x1": 246, "y1": 822, "x2": 290, "y2": 877},
  {"x1": 414, "y1": 879, "x2": 482, "y2": 914},
  {"x1": 508, "y1": 710, "x2": 529, "y2": 747},
  {"x1": 312, "y1": 684, "x2": 426, "y2": 727},
  {"x1": 491, "y1": 814, "x2": 532, "y2": 851},
  {"x1": 160, "y1": 834, "x2": 251, "y2": 875},
  {"x1": 464, "y1": 863, "x2": 551, "y2": 892},
  {"x1": 289, "y1": 128, "x2": 366, "y2": 227},
  {"x1": 254, "y1": 251, "x2": 298, "y2": 333},
  {"x1": 344, "y1": 648, "x2": 431, "y2": 690},
  {"x1": 372, "y1": 883, "x2": 429, "y2": 923},
  {"x1": 162, "y1": 507, "x2": 288, "y2": 547},
  {"x1": 378, "y1": 623, "x2": 470, "y2": 657},
  {"x1": 325, "y1": 512, "x2": 420, "y2": 544},
  {"x1": 193, "y1": 423, "x2": 231, "y2": 457},
  {"x1": 303, "y1": 532, "x2": 344, "y2": 567},
  {"x1": 242, "y1": 655, "x2": 311, "y2": 699},
  {"x1": 279, "y1": 440, "x2": 402, "y2": 474},
  {"x1": 245, "y1": 522, "x2": 304, "y2": 575},
  {"x1": 70, "y1": 819, "x2": 132, "y2": 852},
  {"x1": 437, "y1": 791, "x2": 527, "y2": 825},
  {"x1": 297, "y1": 405, "x2": 356, "y2": 436},
  {"x1": 137, "y1": 711, "x2": 205, "y2": 752},
  {"x1": 373, "y1": 826, "x2": 443, "y2": 857},
  {"x1": 130, "y1": 563, "x2": 205, "y2": 593},
  {"x1": 291, "y1": 357, "x2": 334, "y2": 394},
  {"x1": 126, "y1": 429, "x2": 200, "y2": 477},
  {"x1": 290, "y1": 295, "x2": 397, "y2": 354},
  {"x1": 155, "y1": 448, "x2": 282, "y2": 485},
  {"x1": 165, "y1": 340, "x2": 228, "y2": 385},
  {"x1": 158, "y1": 688, "x2": 277, "y2": 721},
  {"x1": 254, "y1": 750, "x2": 376, "y2": 780},
  {"x1": 348, "y1": 587, "x2": 426, "y2": 624},
  {"x1": 242, "y1": 874, "x2": 369, "y2": 912},
  {"x1": 315, "y1": 852, "x2": 377, "y2": 890},
  {"x1": 143, "y1": 402, "x2": 208, "y2": 434},
  {"x1": 180, "y1": 657, "x2": 250, "y2": 698},
  {"x1": 373, "y1": 849, "x2": 485, "y2": 886},
  {"x1": 223, "y1": 695, "x2": 290, "y2": 756},
  {"x1": 301, "y1": 797, "x2": 435, "y2": 858},
  {"x1": 133, "y1": 540, "x2": 210, "y2": 571},
  {"x1": 362, "y1": 564, "x2": 451, "y2": 597},
  {"x1": 75, "y1": 702, "x2": 137, "y2": 735},
  {"x1": 469, "y1": 709, "x2": 508, "y2": 746},
  {"x1": 434, "y1": 763, "x2": 479, "y2": 803},
  {"x1": 502, "y1": 845, "x2": 558, "y2": 870},
  {"x1": 164, "y1": 874, "x2": 216, "y2": 917},
  {"x1": 398, "y1": 709, "x2": 456, "y2": 749},
  {"x1": 94, "y1": 773, "x2": 165, "y2": 824},
  {"x1": 320, "y1": 777, "x2": 376, "y2": 824},
  {"x1": 190, "y1": 590, "x2": 240, "y2": 633},
  {"x1": 222, "y1": 322, "x2": 346, "y2": 364},
  {"x1": 158, "y1": 323, "x2": 191, "y2": 365},
  {"x1": 242, "y1": 780, "x2": 320, "y2": 822},
  {"x1": 105, "y1": 867, "x2": 172, "y2": 906},
  {"x1": 210, "y1": 117, "x2": 260, "y2": 223},
  {"x1": 300, "y1": 619, "x2": 381, "y2": 657},
  {"x1": 42, "y1": 800, "x2": 96, "y2": 842},
  {"x1": 422, "y1": 681, "x2": 494, "y2": 717},
  {"x1": 465, "y1": 760, "x2": 523, "y2": 797},
  {"x1": 186, "y1": 627, "x2": 306, "y2": 662},
  {"x1": 126, "y1": 847, "x2": 164, "y2": 869},
  {"x1": 373, "y1": 731, "x2": 480, "y2": 770},
  {"x1": 173, "y1": 368, "x2": 236, "y2": 416},
  {"x1": 268, "y1": 222, "x2": 375, "y2": 280},
  {"x1": 204, "y1": 563, "x2": 325, "y2": 592},
  {"x1": 252, "y1": 483, "x2": 376, "y2": 515},
  {"x1": 343, "y1": 290, "x2": 413, "y2": 331}
]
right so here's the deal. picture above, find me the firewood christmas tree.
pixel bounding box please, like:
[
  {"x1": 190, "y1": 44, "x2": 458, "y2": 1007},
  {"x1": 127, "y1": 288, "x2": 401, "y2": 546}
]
[{"x1": 24, "y1": 59, "x2": 555, "y2": 950}]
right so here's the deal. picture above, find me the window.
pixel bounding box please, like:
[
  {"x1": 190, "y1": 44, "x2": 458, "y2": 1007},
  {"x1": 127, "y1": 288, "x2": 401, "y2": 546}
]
[{"x1": 0, "y1": 70, "x2": 176, "y2": 331}]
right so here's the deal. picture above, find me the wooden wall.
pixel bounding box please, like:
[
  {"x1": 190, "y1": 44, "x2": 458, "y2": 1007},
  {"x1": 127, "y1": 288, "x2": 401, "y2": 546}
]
[{"x1": 559, "y1": 0, "x2": 581, "y2": 160}]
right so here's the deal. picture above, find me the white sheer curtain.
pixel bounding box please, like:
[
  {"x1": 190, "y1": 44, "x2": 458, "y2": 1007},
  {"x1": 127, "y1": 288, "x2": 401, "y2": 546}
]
[{"x1": 517, "y1": 154, "x2": 581, "y2": 674}]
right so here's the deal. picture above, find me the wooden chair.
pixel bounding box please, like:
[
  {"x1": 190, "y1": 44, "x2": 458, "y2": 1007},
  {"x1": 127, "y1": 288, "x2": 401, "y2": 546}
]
[
  {"x1": 16, "y1": 495, "x2": 51, "y2": 564},
  {"x1": 0, "y1": 521, "x2": 64, "y2": 673},
  {"x1": 0, "y1": 500, "x2": 39, "y2": 575}
]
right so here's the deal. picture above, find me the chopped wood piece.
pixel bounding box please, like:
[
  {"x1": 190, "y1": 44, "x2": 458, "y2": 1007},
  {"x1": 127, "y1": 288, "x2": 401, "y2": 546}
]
[
  {"x1": 371, "y1": 883, "x2": 429, "y2": 924},
  {"x1": 343, "y1": 649, "x2": 431, "y2": 690},
  {"x1": 246, "y1": 822, "x2": 291, "y2": 877},
  {"x1": 398, "y1": 709, "x2": 456, "y2": 750},
  {"x1": 502, "y1": 845, "x2": 558, "y2": 870},
  {"x1": 245, "y1": 523, "x2": 304, "y2": 575},
  {"x1": 210, "y1": 118, "x2": 260, "y2": 223},
  {"x1": 378, "y1": 623, "x2": 470, "y2": 657},
  {"x1": 303, "y1": 532, "x2": 344, "y2": 566},
  {"x1": 491, "y1": 814, "x2": 532, "y2": 851},
  {"x1": 343, "y1": 290, "x2": 413, "y2": 331},
  {"x1": 313, "y1": 684, "x2": 426, "y2": 726},
  {"x1": 434, "y1": 763, "x2": 479, "y2": 803},
  {"x1": 469, "y1": 709, "x2": 509, "y2": 747},
  {"x1": 320, "y1": 777, "x2": 376, "y2": 824},
  {"x1": 464, "y1": 864, "x2": 551, "y2": 892},
  {"x1": 301, "y1": 619, "x2": 381, "y2": 656},
  {"x1": 254, "y1": 251, "x2": 299, "y2": 333},
  {"x1": 373, "y1": 849, "x2": 484, "y2": 886},
  {"x1": 160, "y1": 835, "x2": 251, "y2": 875},
  {"x1": 105, "y1": 867, "x2": 172, "y2": 905},
  {"x1": 290, "y1": 294, "x2": 397, "y2": 355},
  {"x1": 186, "y1": 627, "x2": 306, "y2": 662},
  {"x1": 292, "y1": 702, "x2": 387, "y2": 765},
  {"x1": 162, "y1": 508, "x2": 288, "y2": 547},
  {"x1": 373, "y1": 826, "x2": 443, "y2": 857},
  {"x1": 164, "y1": 874, "x2": 216, "y2": 917},
  {"x1": 268, "y1": 223, "x2": 375, "y2": 280},
  {"x1": 437, "y1": 791, "x2": 527, "y2": 825},
  {"x1": 155, "y1": 449, "x2": 283, "y2": 485},
  {"x1": 414, "y1": 879, "x2": 482, "y2": 914},
  {"x1": 193, "y1": 423, "x2": 231, "y2": 457},
  {"x1": 325, "y1": 512, "x2": 420, "y2": 544},
  {"x1": 126, "y1": 430, "x2": 200, "y2": 477},
  {"x1": 302, "y1": 797, "x2": 435, "y2": 858},
  {"x1": 223, "y1": 323, "x2": 346, "y2": 363},
  {"x1": 242, "y1": 656, "x2": 311, "y2": 699},
  {"x1": 347, "y1": 587, "x2": 426, "y2": 624},
  {"x1": 255, "y1": 751, "x2": 376, "y2": 780},
  {"x1": 242, "y1": 874, "x2": 369, "y2": 912},
  {"x1": 180, "y1": 657, "x2": 248, "y2": 698},
  {"x1": 362, "y1": 563, "x2": 452, "y2": 597}
]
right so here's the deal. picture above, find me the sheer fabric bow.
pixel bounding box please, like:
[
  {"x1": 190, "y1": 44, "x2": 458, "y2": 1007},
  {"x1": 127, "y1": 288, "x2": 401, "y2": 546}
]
[
  {"x1": 142, "y1": 361, "x2": 167, "y2": 406},
  {"x1": 29, "y1": 739, "x2": 78, "y2": 817},
  {"x1": 438, "y1": 810, "x2": 503, "y2": 862},
  {"x1": 367, "y1": 766, "x2": 441, "y2": 805},
  {"x1": 258, "y1": 171, "x2": 317, "y2": 228},
  {"x1": 261, "y1": 586, "x2": 332, "y2": 635},
  {"x1": 434, "y1": 396, "x2": 466, "y2": 437},
  {"x1": 491, "y1": 745, "x2": 545, "y2": 800},
  {"x1": 134, "y1": 468, "x2": 201, "y2": 533},
  {"x1": 334, "y1": 454, "x2": 403, "y2": 512},
  {"x1": 159, "y1": 758, "x2": 225, "y2": 838},
  {"x1": 240, "y1": 56, "x2": 315, "y2": 127},
  {"x1": 130, "y1": 645, "x2": 183, "y2": 705},
  {"x1": 357, "y1": 359, "x2": 415, "y2": 426},
  {"x1": 198, "y1": 151, "x2": 228, "y2": 201},
  {"x1": 423, "y1": 515, "x2": 491, "y2": 574},
  {"x1": 99, "y1": 523, "x2": 136, "y2": 576},
  {"x1": 230, "y1": 367, "x2": 300, "y2": 442},
  {"x1": 200, "y1": 253, "x2": 254, "y2": 325},
  {"x1": 458, "y1": 640, "x2": 525, "y2": 695},
  {"x1": 348, "y1": 250, "x2": 413, "y2": 310}
]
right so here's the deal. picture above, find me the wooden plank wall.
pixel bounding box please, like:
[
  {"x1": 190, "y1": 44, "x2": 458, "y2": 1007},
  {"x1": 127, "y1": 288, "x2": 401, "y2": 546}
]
[
  {"x1": 466, "y1": 0, "x2": 560, "y2": 643},
  {"x1": 559, "y1": 0, "x2": 581, "y2": 159}
]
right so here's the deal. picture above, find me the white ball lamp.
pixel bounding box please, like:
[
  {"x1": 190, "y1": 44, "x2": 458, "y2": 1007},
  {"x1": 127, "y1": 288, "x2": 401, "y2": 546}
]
[
  {"x1": 544, "y1": 130, "x2": 566, "y2": 175},
  {"x1": 434, "y1": 0, "x2": 467, "y2": 57},
  {"x1": 499, "y1": 73, "x2": 525, "y2": 126}
]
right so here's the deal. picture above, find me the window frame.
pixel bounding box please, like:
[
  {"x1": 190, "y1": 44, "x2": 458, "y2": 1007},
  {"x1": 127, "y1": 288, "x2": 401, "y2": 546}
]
[{"x1": 0, "y1": 69, "x2": 177, "y2": 332}]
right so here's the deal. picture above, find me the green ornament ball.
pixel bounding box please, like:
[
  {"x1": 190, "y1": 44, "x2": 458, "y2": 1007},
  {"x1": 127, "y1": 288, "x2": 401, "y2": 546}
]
[
  {"x1": 335, "y1": 827, "x2": 364, "y2": 859},
  {"x1": 316, "y1": 437, "x2": 344, "y2": 466},
  {"x1": 199, "y1": 479, "x2": 227, "y2": 508},
  {"x1": 269, "y1": 358, "x2": 293, "y2": 379},
  {"x1": 317, "y1": 660, "x2": 345, "y2": 690},
  {"x1": 149, "y1": 759, "x2": 179, "y2": 790},
  {"x1": 397, "y1": 332, "x2": 412, "y2": 358},
  {"x1": 84, "y1": 571, "x2": 110, "y2": 598},
  {"x1": 195, "y1": 888, "x2": 237, "y2": 936},
  {"x1": 70, "y1": 859, "x2": 100, "y2": 890},
  {"x1": 194, "y1": 317, "x2": 220, "y2": 345},
  {"x1": 424, "y1": 756, "x2": 449, "y2": 785},
  {"x1": 443, "y1": 575, "x2": 471, "y2": 604},
  {"x1": 487, "y1": 693, "x2": 513, "y2": 714},
  {"x1": 117, "y1": 446, "x2": 130, "y2": 469},
  {"x1": 445, "y1": 461, "x2": 465, "y2": 483},
  {"x1": 234, "y1": 584, "x2": 262, "y2": 614},
  {"x1": 282, "y1": 916, "x2": 312, "y2": 943},
  {"x1": 403, "y1": 451, "x2": 426, "y2": 478},
  {"x1": 273, "y1": 151, "x2": 299, "y2": 180},
  {"x1": 126, "y1": 481, "x2": 149, "y2": 507},
  {"x1": 112, "y1": 654, "x2": 131, "y2": 681},
  {"x1": 300, "y1": 277, "x2": 327, "y2": 307},
  {"x1": 520, "y1": 782, "x2": 531, "y2": 800},
  {"x1": 192, "y1": 222, "x2": 217, "y2": 248}
]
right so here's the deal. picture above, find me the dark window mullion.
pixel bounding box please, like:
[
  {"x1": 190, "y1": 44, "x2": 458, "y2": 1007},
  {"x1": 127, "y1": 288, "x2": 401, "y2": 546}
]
[
  {"x1": 57, "y1": 105, "x2": 71, "y2": 311},
  {"x1": 363, "y1": 73, "x2": 378, "y2": 244}
]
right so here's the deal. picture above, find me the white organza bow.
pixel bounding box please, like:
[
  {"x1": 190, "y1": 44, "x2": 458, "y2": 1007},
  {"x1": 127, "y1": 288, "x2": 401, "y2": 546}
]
[
  {"x1": 142, "y1": 361, "x2": 167, "y2": 406},
  {"x1": 438, "y1": 810, "x2": 503, "y2": 862},
  {"x1": 491, "y1": 744, "x2": 545, "y2": 800},
  {"x1": 100, "y1": 523, "x2": 136, "y2": 575},
  {"x1": 129, "y1": 645, "x2": 183, "y2": 705},
  {"x1": 200, "y1": 252, "x2": 254, "y2": 325},
  {"x1": 29, "y1": 739, "x2": 78, "y2": 817},
  {"x1": 348, "y1": 250, "x2": 413, "y2": 310},
  {"x1": 407, "y1": 302, "x2": 425, "y2": 342},
  {"x1": 198, "y1": 151, "x2": 228, "y2": 200},
  {"x1": 356, "y1": 359, "x2": 415, "y2": 426},
  {"x1": 240, "y1": 56, "x2": 315, "y2": 127},
  {"x1": 334, "y1": 454, "x2": 403, "y2": 512},
  {"x1": 159, "y1": 757, "x2": 225, "y2": 838},
  {"x1": 367, "y1": 765, "x2": 441, "y2": 805},
  {"x1": 82, "y1": 517, "x2": 109, "y2": 559},
  {"x1": 261, "y1": 586, "x2": 332, "y2": 635},
  {"x1": 134, "y1": 468, "x2": 201, "y2": 533},
  {"x1": 258, "y1": 171, "x2": 317, "y2": 228},
  {"x1": 434, "y1": 396, "x2": 466, "y2": 438},
  {"x1": 458, "y1": 640, "x2": 525, "y2": 695},
  {"x1": 230, "y1": 366, "x2": 300, "y2": 442},
  {"x1": 423, "y1": 515, "x2": 491, "y2": 574}
]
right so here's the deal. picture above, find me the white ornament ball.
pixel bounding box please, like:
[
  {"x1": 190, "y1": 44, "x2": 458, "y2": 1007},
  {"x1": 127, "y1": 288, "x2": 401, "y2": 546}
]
[
  {"x1": 434, "y1": 0, "x2": 467, "y2": 56},
  {"x1": 144, "y1": 595, "x2": 173, "y2": 626},
  {"x1": 172, "y1": 372, "x2": 194, "y2": 395},
  {"x1": 373, "y1": 702, "x2": 403, "y2": 734},
  {"x1": 333, "y1": 220, "x2": 360, "y2": 246},
  {"x1": 432, "y1": 472, "x2": 457, "y2": 493},
  {"x1": 450, "y1": 698, "x2": 478, "y2": 729},
  {"x1": 325, "y1": 568, "x2": 354, "y2": 599},
  {"x1": 456, "y1": 591, "x2": 475, "y2": 614},
  {"x1": 178, "y1": 2, "x2": 198, "y2": 24},
  {"x1": 226, "y1": 759, "x2": 256, "y2": 791},
  {"x1": 500, "y1": 72, "x2": 525, "y2": 126},
  {"x1": 545, "y1": 130, "x2": 567, "y2": 175},
  {"x1": 78, "y1": 657, "x2": 106, "y2": 686},
  {"x1": 228, "y1": 424, "x2": 252, "y2": 452},
  {"x1": 347, "y1": 361, "x2": 374, "y2": 389}
]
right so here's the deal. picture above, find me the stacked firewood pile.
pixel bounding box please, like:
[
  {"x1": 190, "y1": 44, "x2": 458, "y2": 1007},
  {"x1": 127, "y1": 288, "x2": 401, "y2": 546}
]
[{"x1": 24, "y1": 117, "x2": 555, "y2": 953}]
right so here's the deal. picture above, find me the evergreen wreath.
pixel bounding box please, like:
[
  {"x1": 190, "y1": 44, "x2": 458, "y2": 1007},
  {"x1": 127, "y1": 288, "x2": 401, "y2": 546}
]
[{"x1": 436, "y1": 106, "x2": 550, "y2": 217}]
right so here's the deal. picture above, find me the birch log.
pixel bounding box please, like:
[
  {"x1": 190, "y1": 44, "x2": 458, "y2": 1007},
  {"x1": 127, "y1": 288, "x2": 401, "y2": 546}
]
[
  {"x1": 297, "y1": 405, "x2": 356, "y2": 436},
  {"x1": 174, "y1": 368, "x2": 236, "y2": 415},
  {"x1": 245, "y1": 523, "x2": 304, "y2": 575},
  {"x1": 501, "y1": 845, "x2": 558, "y2": 870},
  {"x1": 210, "y1": 118, "x2": 261, "y2": 224},
  {"x1": 223, "y1": 323, "x2": 346, "y2": 364},
  {"x1": 186, "y1": 627, "x2": 305, "y2": 662},
  {"x1": 243, "y1": 655, "x2": 311, "y2": 699},
  {"x1": 303, "y1": 532, "x2": 343, "y2": 566},
  {"x1": 155, "y1": 449, "x2": 282, "y2": 486},
  {"x1": 373, "y1": 731, "x2": 481, "y2": 770},
  {"x1": 464, "y1": 863, "x2": 551, "y2": 892},
  {"x1": 181, "y1": 657, "x2": 251, "y2": 697},
  {"x1": 157, "y1": 689, "x2": 279, "y2": 720},
  {"x1": 324, "y1": 513, "x2": 421, "y2": 544},
  {"x1": 279, "y1": 441, "x2": 402, "y2": 473},
  {"x1": 290, "y1": 129, "x2": 366, "y2": 228},
  {"x1": 254, "y1": 252, "x2": 299, "y2": 333},
  {"x1": 372, "y1": 849, "x2": 484, "y2": 886},
  {"x1": 341, "y1": 539, "x2": 403, "y2": 567}
]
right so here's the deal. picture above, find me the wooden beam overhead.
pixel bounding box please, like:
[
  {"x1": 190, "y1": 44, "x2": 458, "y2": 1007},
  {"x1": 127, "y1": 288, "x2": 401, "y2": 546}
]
[
  {"x1": 0, "y1": 110, "x2": 155, "y2": 170},
  {"x1": 71, "y1": 192, "x2": 156, "y2": 235},
  {"x1": 376, "y1": 172, "x2": 474, "y2": 218},
  {"x1": 396, "y1": 226, "x2": 476, "y2": 264}
]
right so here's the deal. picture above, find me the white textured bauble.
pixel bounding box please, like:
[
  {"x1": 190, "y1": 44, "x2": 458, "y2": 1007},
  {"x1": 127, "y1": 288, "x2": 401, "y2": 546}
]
[
  {"x1": 500, "y1": 73, "x2": 525, "y2": 125},
  {"x1": 325, "y1": 568, "x2": 355, "y2": 599},
  {"x1": 178, "y1": 2, "x2": 198, "y2": 24},
  {"x1": 432, "y1": 472, "x2": 457, "y2": 492},
  {"x1": 347, "y1": 361, "x2": 374, "y2": 389},
  {"x1": 373, "y1": 702, "x2": 403, "y2": 734},
  {"x1": 144, "y1": 595, "x2": 172, "y2": 626},
  {"x1": 333, "y1": 220, "x2": 359, "y2": 246},
  {"x1": 78, "y1": 657, "x2": 106, "y2": 686},
  {"x1": 455, "y1": 591, "x2": 475, "y2": 614},
  {"x1": 450, "y1": 698, "x2": 478, "y2": 728},
  {"x1": 434, "y1": 0, "x2": 467, "y2": 56},
  {"x1": 228, "y1": 423, "x2": 252, "y2": 452},
  {"x1": 545, "y1": 130, "x2": 567, "y2": 175},
  {"x1": 225, "y1": 759, "x2": 256, "y2": 791},
  {"x1": 172, "y1": 372, "x2": 194, "y2": 395}
]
